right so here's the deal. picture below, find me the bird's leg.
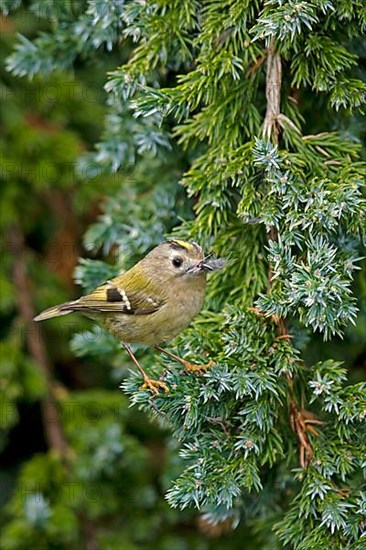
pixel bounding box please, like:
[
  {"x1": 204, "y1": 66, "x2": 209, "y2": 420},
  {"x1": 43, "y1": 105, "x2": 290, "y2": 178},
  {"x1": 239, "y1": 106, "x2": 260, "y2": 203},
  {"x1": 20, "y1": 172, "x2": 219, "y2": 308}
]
[
  {"x1": 123, "y1": 343, "x2": 169, "y2": 395},
  {"x1": 155, "y1": 345, "x2": 215, "y2": 374}
]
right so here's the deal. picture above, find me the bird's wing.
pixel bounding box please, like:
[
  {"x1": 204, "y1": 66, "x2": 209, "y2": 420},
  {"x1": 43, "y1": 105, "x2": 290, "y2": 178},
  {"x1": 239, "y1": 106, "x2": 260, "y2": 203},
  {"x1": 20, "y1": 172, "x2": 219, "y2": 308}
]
[{"x1": 70, "y1": 272, "x2": 165, "y2": 316}]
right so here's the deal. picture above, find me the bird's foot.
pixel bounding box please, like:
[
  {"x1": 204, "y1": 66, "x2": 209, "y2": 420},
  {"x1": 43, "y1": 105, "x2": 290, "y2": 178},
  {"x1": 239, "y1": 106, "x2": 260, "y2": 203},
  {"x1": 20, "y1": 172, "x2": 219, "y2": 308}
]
[
  {"x1": 139, "y1": 376, "x2": 169, "y2": 395},
  {"x1": 154, "y1": 346, "x2": 215, "y2": 376},
  {"x1": 183, "y1": 359, "x2": 215, "y2": 375}
]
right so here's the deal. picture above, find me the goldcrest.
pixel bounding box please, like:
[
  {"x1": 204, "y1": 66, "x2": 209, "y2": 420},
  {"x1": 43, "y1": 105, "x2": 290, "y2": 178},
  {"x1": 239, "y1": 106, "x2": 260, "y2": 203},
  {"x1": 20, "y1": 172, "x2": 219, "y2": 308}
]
[{"x1": 34, "y1": 240, "x2": 224, "y2": 393}]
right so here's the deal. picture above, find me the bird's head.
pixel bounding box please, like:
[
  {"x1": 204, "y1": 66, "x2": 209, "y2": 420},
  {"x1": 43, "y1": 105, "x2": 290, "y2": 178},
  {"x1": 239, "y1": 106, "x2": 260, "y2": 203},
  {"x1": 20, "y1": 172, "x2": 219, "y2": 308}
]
[{"x1": 141, "y1": 239, "x2": 221, "y2": 283}]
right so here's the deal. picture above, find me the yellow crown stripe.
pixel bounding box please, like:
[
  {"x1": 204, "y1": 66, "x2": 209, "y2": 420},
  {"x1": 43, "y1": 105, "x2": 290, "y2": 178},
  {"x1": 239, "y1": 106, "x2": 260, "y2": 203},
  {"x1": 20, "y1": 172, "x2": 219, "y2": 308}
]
[{"x1": 168, "y1": 239, "x2": 194, "y2": 251}]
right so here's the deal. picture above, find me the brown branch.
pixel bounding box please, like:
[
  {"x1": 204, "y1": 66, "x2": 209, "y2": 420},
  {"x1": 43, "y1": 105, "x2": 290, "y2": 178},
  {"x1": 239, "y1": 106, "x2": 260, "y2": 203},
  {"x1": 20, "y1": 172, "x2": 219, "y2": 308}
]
[
  {"x1": 9, "y1": 227, "x2": 69, "y2": 456},
  {"x1": 246, "y1": 53, "x2": 266, "y2": 78},
  {"x1": 261, "y1": 42, "x2": 321, "y2": 468},
  {"x1": 76, "y1": 511, "x2": 100, "y2": 550},
  {"x1": 262, "y1": 40, "x2": 282, "y2": 143},
  {"x1": 43, "y1": 189, "x2": 82, "y2": 287},
  {"x1": 9, "y1": 226, "x2": 100, "y2": 549}
]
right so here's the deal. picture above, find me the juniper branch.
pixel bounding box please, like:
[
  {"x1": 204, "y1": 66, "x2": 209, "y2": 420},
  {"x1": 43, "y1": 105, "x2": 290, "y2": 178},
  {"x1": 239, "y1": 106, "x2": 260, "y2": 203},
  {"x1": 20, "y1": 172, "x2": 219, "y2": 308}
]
[{"x1": 261, "y1": 41, "x2": 320, "y2": 468}]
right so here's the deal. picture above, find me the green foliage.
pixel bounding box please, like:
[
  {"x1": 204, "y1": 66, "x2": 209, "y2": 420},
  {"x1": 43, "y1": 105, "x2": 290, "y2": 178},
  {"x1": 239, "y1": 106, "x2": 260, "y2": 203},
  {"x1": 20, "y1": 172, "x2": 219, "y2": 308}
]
[
  {"x1": 6, "y1": 1, "x2": 125, "y2": 78},
  {"x1": 247, "y1": 137, "x2": 365, "y2": 338},
  {"x1": 1, "y1": 393, "x2": 202, "y2": 550},
  {"x1": 2, "y1": 1, "x2": 366, "y2": 549}
]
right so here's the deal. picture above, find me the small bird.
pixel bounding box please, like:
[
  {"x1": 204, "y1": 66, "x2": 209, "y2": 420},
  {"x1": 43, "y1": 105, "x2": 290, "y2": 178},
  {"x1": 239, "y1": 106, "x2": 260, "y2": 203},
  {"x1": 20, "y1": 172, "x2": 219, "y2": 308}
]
[{"x1": 34, "y1": 240, "x2": 223, "y2": 394}]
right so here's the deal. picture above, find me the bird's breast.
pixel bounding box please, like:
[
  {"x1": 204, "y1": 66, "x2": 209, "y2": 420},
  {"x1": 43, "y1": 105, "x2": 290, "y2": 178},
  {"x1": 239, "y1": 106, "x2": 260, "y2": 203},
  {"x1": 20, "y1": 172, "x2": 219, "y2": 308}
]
[{"x1": 104, "y1": 280, "x2": 205, "y2": 346}]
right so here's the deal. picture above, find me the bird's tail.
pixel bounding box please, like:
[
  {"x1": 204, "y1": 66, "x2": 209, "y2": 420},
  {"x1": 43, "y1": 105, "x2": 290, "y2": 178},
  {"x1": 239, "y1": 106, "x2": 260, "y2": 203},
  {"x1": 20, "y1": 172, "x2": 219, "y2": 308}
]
[{"x1": 34, "y1": 301, "x2": 78, "y2": 321}]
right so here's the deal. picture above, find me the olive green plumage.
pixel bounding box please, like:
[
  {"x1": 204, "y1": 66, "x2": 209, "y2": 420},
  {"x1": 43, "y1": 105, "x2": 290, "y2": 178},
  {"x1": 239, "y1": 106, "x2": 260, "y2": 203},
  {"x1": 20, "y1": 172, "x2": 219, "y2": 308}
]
[{"x1": 34, "y1": 240, "x2": 214, "y2": 346}]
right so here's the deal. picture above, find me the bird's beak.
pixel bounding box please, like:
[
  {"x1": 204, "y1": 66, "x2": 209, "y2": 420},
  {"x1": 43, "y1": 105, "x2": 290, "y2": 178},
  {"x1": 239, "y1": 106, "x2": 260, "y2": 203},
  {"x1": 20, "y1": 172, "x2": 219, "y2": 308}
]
[
  {"x1": 193, "y1": 261, "x2": 214, "y2": 273},
  {"x1": 200, "y1": 262, "x2": 214, "y2": 272},
  {"x1": 185, "y1": 261, "x2": 210, "y2": 275},
  {"x1": 185, "y1": 257, "x2": 226, "y2": 275}
]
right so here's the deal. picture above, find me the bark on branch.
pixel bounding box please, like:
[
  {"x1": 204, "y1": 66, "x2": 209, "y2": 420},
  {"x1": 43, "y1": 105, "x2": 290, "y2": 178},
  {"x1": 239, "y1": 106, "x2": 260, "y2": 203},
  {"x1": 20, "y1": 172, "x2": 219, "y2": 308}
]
[
  {"x1": 9, "y1": 227, "x2": 100, "y2": 547},
  {"x1": 9, "y1": 227, "x2": 68, "y2": 456},
  {"x1": 261, "y1": 41, "x2": 319, "y2": 468},
  {"x1": 262, "y1": 41, "x2": 282, "y2": 143}
]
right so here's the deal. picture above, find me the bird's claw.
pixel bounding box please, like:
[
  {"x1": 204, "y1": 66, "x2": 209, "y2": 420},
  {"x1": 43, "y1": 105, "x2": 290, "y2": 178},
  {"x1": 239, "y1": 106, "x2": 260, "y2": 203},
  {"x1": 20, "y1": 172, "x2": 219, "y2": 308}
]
[
  {"x1": 183, "y1": 360, "x2": 215, "y2": 375},
  {"x1": 139, "y1": 377, "x2": 169, "y2": 395}
]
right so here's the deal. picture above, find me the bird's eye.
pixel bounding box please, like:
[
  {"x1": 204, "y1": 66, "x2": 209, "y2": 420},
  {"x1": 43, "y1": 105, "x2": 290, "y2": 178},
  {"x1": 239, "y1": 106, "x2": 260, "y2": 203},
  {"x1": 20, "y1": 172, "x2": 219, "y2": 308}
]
[{"x1": 172, "y1": 257, "x2": 183, "y2": 268}]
